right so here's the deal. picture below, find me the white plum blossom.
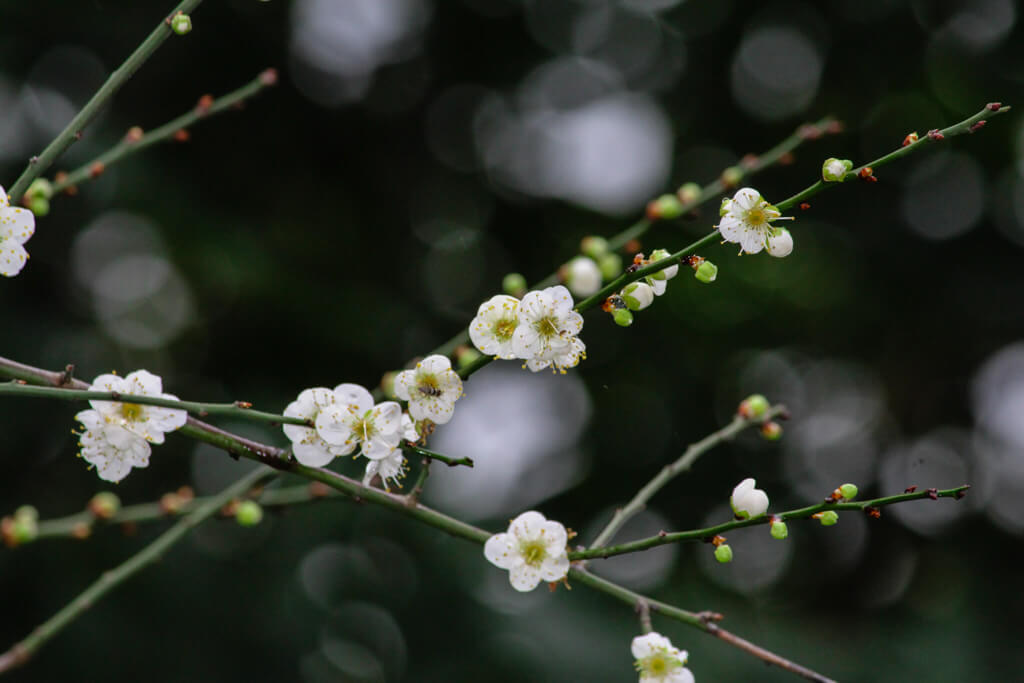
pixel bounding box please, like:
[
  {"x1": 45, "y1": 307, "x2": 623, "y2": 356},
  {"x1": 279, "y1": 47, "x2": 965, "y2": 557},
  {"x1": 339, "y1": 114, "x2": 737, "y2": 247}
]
[
  {"x1": 717, "y1": 187, "x2": 793, "y2": 255},
  {"x1": 632, "y1": 632, "x2": 694, "y2": 683},
  {"x1": 469, "y1": 294, "x2": 521, "y2": 360},
  {"x1": 315, "y1": 384, "x2": 403, "y2": 460},
  {"x1": 0, "y1": 185, "x2": 35, "y2": 277},
  {"x1": 75, "y1": 409, "x2": 151, "y2": 483},
  {"x1": 765, "y1": 228, "x2": 793, "y2": 258},
  {"x1": 622, "y1": 281, "x2": 655, "y2": 311},
  {"x1": 362, "y1": 448, "x2": 408, "y2": 490},
  {"x1": 401, "y1": 412, "x2": 420, "y2": 443},
  {"x1": 284, "y1": 387, "x2": 350, "y2": 467},
  {"x1": 395, "y1": 354, "x2": 464, "y2": 424},
  {"x1": 512, "y1": 285, "x2": 586, "y2": 373},
  {"x1": 565, "y1": 256, "x2": 602, "y2": 297},
  {"x1": 484, "y1": 510, "x2": 570, "y2": 591},
  {"x1": 88, "y1": 370, "x2": 187, "y2": 445},
  {"x1": 731, "y1": 477, "x2": 769, "y2": 520}
]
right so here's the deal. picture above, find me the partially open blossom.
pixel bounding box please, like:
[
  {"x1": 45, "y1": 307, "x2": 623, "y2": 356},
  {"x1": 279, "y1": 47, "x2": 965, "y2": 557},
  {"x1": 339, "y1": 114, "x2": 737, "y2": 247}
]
[
  {"x1": 717, "y1": 187, "x2": 793, "y2": 255},
  {"x1": 631, "y1": 632, "x2": 694, "y2": 683},
  {"x1": 395, "y1": 354, "x2": 464, "y2": 424},
  {"x1": 88, "y1": 370, "x2": 187, "y2": 445},
  {"x1": 622, "y1": 281, "x2": 655, "y2": 311},
  {"x1": 512, "y1": 285, "x2": 586, "y2": 373},
  {"x1": 469, "y1": 294, "x2": 521, "y2": 359},
  {"x1": 731, "y1": 478, "x2": 769, "y2": 520},
  {"x1": 315, "y1": 384, "x2": 403, "y2": 460},
  {"x1": 0, "y1": 185, "x2": 36, "y2": 277},
  {"x1": 821, "y1": 157, "x2": 853, "y2": 183},
  {"x1": 483, "y1": 510, "x2": 570, "y2": 591},
  {"x1": 645, "y1": 248, "x2": 679, "y2": 295},
  {"x1": 362, "y1": 448, "x2": 407, "y2": 491},
  {"x1": 75, "y1": 409, "x2": 151, "y2": 482},
  {"x1": 565, "y1": 256, "x2": 602, "y2": 298}
]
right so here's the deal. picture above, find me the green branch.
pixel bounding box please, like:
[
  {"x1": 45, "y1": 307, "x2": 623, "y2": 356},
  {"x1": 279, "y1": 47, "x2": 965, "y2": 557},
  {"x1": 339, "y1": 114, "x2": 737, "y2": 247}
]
[
  {"x1": 587, "y1": 404, "x2": 787, "y2": 550},
  {"x1": 0, "y1": 381, "x2": 309, "y2": 427},
  {"x1": 402, "y1": 443, "x2": 474, "y2": 468},
  {"x1": 570, "y1": 485, "x2": 970, "y2": 561},
  {"x1": 50, "y1": 69, "x2": 276, "y2": 195},
  {"x1": 6, "y1": 0, "x2": 205, "y2": 203},
  {"x1": 0, "y1": 465, "x2": 274, "y2": 674}
]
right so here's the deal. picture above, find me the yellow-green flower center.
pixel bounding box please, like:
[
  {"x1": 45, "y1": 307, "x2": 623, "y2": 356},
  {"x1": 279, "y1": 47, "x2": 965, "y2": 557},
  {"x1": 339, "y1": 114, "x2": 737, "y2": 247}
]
[
  {"x1": 534, "y1": 316, "x2": 560, "y2": 339},
  {"x1": 519, "y1": 538, "x2": 548, "y2": 567},
  {"x1": 120, "y1": 403, "x2": 143, "y2": 422},
  {"x1": 636, "y1": 650, "x2": 682, "y2": 676},
  {"x1": 746, "y1": 207, "x2": 768, "y2": 227},
  {"x1": 416, "y1": 373, "x2": 442, "y2": 397},
  {"x1": 349, "y1": 411, "x2": 376, "y2": 441},
  {"x1": 493, "y1": 317, "x2": 517, "y2": 342}
]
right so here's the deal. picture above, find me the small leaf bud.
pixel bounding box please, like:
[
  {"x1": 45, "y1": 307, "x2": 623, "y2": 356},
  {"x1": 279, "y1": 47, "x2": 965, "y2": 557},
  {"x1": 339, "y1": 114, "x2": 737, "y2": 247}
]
[
  {"x1": 821, "y1": 158, "x2": 853, "y2": 183},
  {"x1": 676, "y1": 182, "x2": 701, "y2": 205},
  {"x1": 88, "y1": 492, "x2": 121, "y2": 520},
  {"x1": 235, "y1": 500, "x2": 263, "y2": 527},
  {"x1": 646, "y1": 194, "x2": 684, "y2": 221},
  {"x1": 622, "y1": 282, "x2": 655, "y2": 311},
  {"x1": 816, "y1": 510, "x2": 839, "y2": 526},
  {"x1": 765, "y1": 228, "x2": 793, "y2": 258},
  {"x1": 738, "y1": 394, "x2": 769, "y2": 419},
  {"x1": 721, "y1": 166, "x2": 743, "y2": 188},
  {"x1": 502, "y1": 272, "x2": 527, "y2": 298},
  {"x1": 770, "y1": 519, "x2": 788, "y2": 540},
  {"x1": 612, "y1": 308, "x2": 634, "y2": 327},
  {"x1": 902, "y1": 132, "x2": 919, "y2": 147},
  {"x1": 838, "y1": 483, "x2": 859, "y2": 500},
  {"x1": 598, "y1": 252, "x2": 622, "y2": 280},
  {"x1": 714, "y1": 544, "x2": 733, "y2": 563},
  {"x1": 170, "y1": 12, "x2": 192, "y2": 35},
  {"x1": 580, "y1": 235, "x2": 609, "y2": 259},
  {"x1": 694, "y1": 261, "x2": 718, "y2": 284},
  {"x1": 760, "y1": 421, "x2": 783, "y2": 440}
]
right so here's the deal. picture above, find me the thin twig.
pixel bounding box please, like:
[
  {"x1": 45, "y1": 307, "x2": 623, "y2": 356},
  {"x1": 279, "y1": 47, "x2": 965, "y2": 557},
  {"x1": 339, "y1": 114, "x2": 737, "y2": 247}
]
[
  {"x1": 6, "y1": 0, "x2": 205, "y2": 203},
  {"x1": 0, "y1": 465, "x2": 274, "y2": 674},
  {"x1": 587, "y1": 404, "x2": 787, "y2": 550},
  {"x1": 402, "y1": 443, "x2": 474, "y2": 468}
]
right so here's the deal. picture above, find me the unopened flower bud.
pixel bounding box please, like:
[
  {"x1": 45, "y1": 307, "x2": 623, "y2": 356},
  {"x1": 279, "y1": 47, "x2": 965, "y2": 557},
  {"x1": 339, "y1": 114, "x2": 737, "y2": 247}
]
[
  {"x1": 694, "y1": 261, "x2": 718, "y2": 284},
  {"x1": 28, "y1": 196, "x2": 49, "y2": 217},
  {"x1": 677, "y1": 182, "x2": 701, "y2": 205},
  {"x1": 760, "y1": 421, "x2": 783, "y2": 440},
  {"x1": 714, "y1": 544, "x2": 733, "y2": 563},
  {"x1": 88, "y1": 492, "x2": 121, "y2": 520},
  {"x1": 838, "y1": 483, "x2": 858, "y2": 500},
  {"x1": 27, "y1": 178, "x2": 53, "y2": 200},
  {"x1": 816, "y1": 510, "x2": 839, "y2": 526},
  {"x1": 502, "y1": 272, "x2": 527, "y2": 298},
  {"x1": 739, "y1": 394, "x2": 769, "y2": 419},
  {"x1": 380, "y1": 371, "x2": 397, "y2": 399},
  {"x1": 822, "y1": 158, "x2": 853, "y2": 183},
  {"x1": 770, "y1": 519, "x2": 788, "y2": 540},
  {"x1": 721, "y1": 166, "x2": 743, "y2": 188},
  {"x1": 731, "y1": 478, "x2": 769, "y2": 519},
  {"x1": 170, "y1": 12, "x2": 192, "y2": 35},
  {"x1": 647, "y1": 249, "x2": 678, "y2": 281},
  {"x1": 612, "y1": 309, "x2": 634, "y2": 327},
  {"x1": 565, "y1": 256, "x2": 602, "y2": 297},
  {"x1": 12, "y1": 516, "x2": 38, "y2": 544},
  {"x1": 580, "y1": 235, "x2": 609, "y2": 259},
  {"x1": 765, "y1": 228, "x2": 793, "y2": 258},
  {"x1": 622, "y1": 282, "x2": 655, "y2": 311},
  {"x1": 235, "y1": 500, "x2": 263, "y2": 527},
  {"x1": 646, "y1": 194, "x2": 684, "y2": 221},
  {"x1": 598, "y1": 252, "x2": 622, "y2": 280}
]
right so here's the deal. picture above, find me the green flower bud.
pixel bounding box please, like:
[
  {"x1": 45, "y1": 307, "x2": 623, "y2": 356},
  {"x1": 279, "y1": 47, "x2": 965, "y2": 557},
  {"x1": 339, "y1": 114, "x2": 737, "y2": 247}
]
[
  {"x1": 818, "y1": 510, "x2": 839, "y2": 526},
  {"x1": 721, "y1": 166, "x2": 743, "y2": 187},
  {"x1": 27, "y1": 178, "x2": 53, "y2": 200},
  {"x1": 598, "y1": 253, "x2": 622, "y2": 280},
  {"x1": 770, "y1": 520, "x2": 788, "y2": 540},
  {"x1": 235, "y1": 500, "x2": 263, "y2": 527},
  {"x1": 171, "y1": 12, "x2": 192, "y2": 35},
  {"x1": 677, "y1": 182, "x2": 701, "y2": 205},
  {"x1": 89, "y1": 492, "x2": 121, "y2": 520},
  {"x1": 580, "y1": 235, "x2": 609, "y2": 259},
  {"x1": 646, "y1": 194, "x2": 684, "y2": 220},
  {"x1": 821, "y1": 158, "x2": 853, "y2": 183},
  {"x1": 714, "y1": 544, "x2": 733, "y2": 563},
  {"x1": 28, "y1": 196, "x2": 50, "y2": 217},
  {"x1": 502, "y1": 272, "x2": 527, "y2": 298},
  {"x1": 694, "y1": 261, "x2": 718, "y2": 284},
  {"x1": 15, "y1": 505, "x2": 38, "y2": 522},
  {"x1": 839, "y1": 483, "x2": 859, "y2": 500},
  {"x1": 646, "y1": 249, "x2": 678, "y2": 282},
  {"x1": 740, "y1": 394, "x2": 769, "y2": 419},
  {"x1": 12, "y1": 516, "x2": 38, "y2": 544},
  {"x1": 760, "y1": 421, "x2": 783, "y2": 440},
  {"x1": 622, "y1": 282, "x2": 655, "y2": 311},
  {"x1": 612, "y1": 309, "x2": 634, "y2": 327}
]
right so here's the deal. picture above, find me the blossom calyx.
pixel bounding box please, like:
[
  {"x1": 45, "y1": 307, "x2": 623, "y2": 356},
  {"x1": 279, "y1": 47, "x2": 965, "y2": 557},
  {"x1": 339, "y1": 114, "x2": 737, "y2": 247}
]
[{"x1": 822, "y1": 158, "x2": 853, "y2": 183}]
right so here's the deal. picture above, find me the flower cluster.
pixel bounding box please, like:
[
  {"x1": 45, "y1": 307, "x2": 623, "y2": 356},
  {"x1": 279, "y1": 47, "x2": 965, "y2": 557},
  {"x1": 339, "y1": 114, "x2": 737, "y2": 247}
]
[
  {"x1": 1, "y1": 185, "x2": 36, "y2": 277},
  {"x1": 470, "y1": 285, "x2": 586, "y2": 373},
  {"x1": 632, "y1": 632, "x2": 694, "y2": 683},
  {"x1": 283, "y1": 356, "x2": 461, "y2": 490},
  {"x1": 717, "y1": 187, "x2": 793, "y2": 257},
  {"x1": 483, "y1": 510, "x2": 570, "y2": 591},
  {"x1": 74, "y1": 370, "x2": 188, "y2": 482}
]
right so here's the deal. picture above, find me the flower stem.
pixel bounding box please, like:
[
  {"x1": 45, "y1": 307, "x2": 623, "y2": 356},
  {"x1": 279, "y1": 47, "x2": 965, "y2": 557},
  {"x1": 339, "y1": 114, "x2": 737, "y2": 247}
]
[
  {"x1": 570, "y1": 485, "x2": 969, "y2": 561},
  {"x1": 5, "y1": 0, "x2": 205, "y2": 203},
  {"x1": 402, "y1": 443, "x2": 474, "y2": 468},
  {"x1": 0, "y1": 465, "x2": 274, "y2": 674},
  {"x1": 49, "y1": 69, "x2": 276, "y2": 195},
  {"x1": 587, "y1": 404, "x2": 787, "y2": 550}
]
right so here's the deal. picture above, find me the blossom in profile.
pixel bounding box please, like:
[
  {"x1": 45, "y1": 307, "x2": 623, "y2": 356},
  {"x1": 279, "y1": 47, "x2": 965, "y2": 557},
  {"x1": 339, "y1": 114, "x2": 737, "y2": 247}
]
[
  {"x1": 631, "y1": 632, "x2": 694, "y2": 683},
  {"x1": 730, "y1": 478, "x2": 769, "y2": 520},
  {"x1": 765, "y1": 228, "x2": 793, "y2": 258},
  {"x1": 717, "y1": 187, "x2": 792, "y2": 255},
  {"x1": 512, "y1": 285, "x2": 585, "y2": 373},
  {"x1": 469, "y1": 294, "x2": 521, "y2": 359},
  {"x1": 88, "y1": 370, "x2": 187, "y2": 444},
  {"x1": 314, "y1": 384, "x2": 403, "y2": 460},
  {"x1": 0, "y1": 185, "x2": 35, "y2": 277},
  {"x1": 362, "y1": 449, "x2": 407, "y2": 491},
  {"x1": 284, "y1": 387, "x2": 350, "y2": 467},
  {"x1": 394, "y1": 355, "x2": 464, "y2": 425},
  {"x1": 483, "y1": 510, "x2": 570, "y2": 591},
  {"x1": 75, "y1": 409, "x2": 151, "y2": 483}
]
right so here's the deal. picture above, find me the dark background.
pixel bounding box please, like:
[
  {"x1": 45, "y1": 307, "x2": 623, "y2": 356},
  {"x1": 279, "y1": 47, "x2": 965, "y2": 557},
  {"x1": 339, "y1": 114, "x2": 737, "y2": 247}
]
[{"x1": 2, "y1": 0, "x2": 1023, "y2": 680}]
